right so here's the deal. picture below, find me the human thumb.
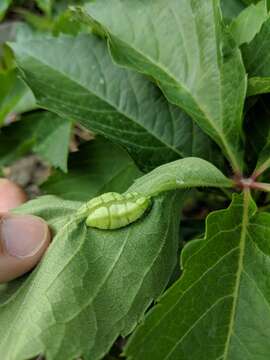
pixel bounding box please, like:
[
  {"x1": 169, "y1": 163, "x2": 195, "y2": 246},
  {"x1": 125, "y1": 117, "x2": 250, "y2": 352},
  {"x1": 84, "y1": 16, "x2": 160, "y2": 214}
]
[{"x1": 0, "y1": 214, "x2": 51, "y2": 283}]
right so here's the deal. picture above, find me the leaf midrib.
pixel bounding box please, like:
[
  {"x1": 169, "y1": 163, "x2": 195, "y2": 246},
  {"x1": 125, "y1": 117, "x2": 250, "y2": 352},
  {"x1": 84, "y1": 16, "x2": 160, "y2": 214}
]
[{"x1": 222, "y1": 190, "x2": 250, "y2": 359}]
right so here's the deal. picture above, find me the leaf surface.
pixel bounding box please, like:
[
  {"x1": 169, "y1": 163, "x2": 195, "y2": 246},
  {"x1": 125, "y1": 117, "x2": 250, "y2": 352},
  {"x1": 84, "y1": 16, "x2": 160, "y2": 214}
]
[
  {"x1": 244, "y1": 96, "x2": 270, "y2": 176},
  {"x1": 128, "y1": 157, "x2": 233, "y2": 196},
  {"x1": 0, "y1": 111, "x2": 72, "y2": 171},
  {"x1": 0, "y1": 191, "x2": 183, "y2": 360},
  {"x1": 244, "y1": 96, "x2": 270, "y2": 172},
  {"x1": 0, "y1": 0, "x2": 12, "y2": 21},
  {"x1": 42, "y1": 137, "x2": 142, "y2": 201},
  {"x1": 242, "y1": 17, "x2": 270, "y2": 96},
  {"x1": 229, "y1": 0, "x2": 268, "y2": 46},
  {"x1": 79, "y1": 0, "x2": 247, "y2": 171},
  {"x1": 0, "y1": 69, "x2": 35, "y2": 125},
  {"x1": 36, "y1": 0, "x2": 53, "y2": 15},
  {"x1": 33, "y1": 113, "x2": 72, "y2": 172},
  {"x1": 10, "y1": 33, "x2": 217, "y2": 170},
  {"x1": 220, "y1": 0, "x2": 245, "y2": 21},
  {"x1": 126, "y1": 192, "x2": 270, "y2": 360}
]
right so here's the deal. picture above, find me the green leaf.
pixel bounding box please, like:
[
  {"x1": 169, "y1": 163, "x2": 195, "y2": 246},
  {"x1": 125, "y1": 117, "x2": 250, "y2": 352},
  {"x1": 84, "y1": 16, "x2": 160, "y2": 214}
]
[
  {"x1": 34, "y1": 118, "x2": 72, "y2": 172},
  {"x1": 255, "y1": 142, "x2": 270, "y2": 176},
  {"x1": 79, "y1": 0, "x2": 247, "y2": 172},
  {"x1": 247, "y1": 77, "x2": 270, "y2": 96},
  {"x1": 0, "y1": 191, "x2": 184, "y2": 360},
  {"x1": 36, "y1": 0, "x2": 53, "y2": 15},
  {"x1": 0, "y1": 111, "x2": 72, "y2": 171},
  {"x1": 242, "y1": 17, "x2": 270, "y2": 96},
  {"x1": 42, "y1": 137, "x2": 142, "y2": 201},
  {"x1": 244, "y1": 96, "x2": 270, "y2": 176},
  {"x1": 9, "y1": 33, "x2": 219, "y2": 170},
  {"x1": 15, "y1": 9, "x2": 53, "y2": 32},
  {"x1": 220, "y1": 0, "x2": 246, "y2": 22},
  {"x1": 0, "y1": 0, "x2": 12, "y2": 21},
  {"x1": 125, "y1": 192, "x2": 270, "y2": 360},
  {"x1": 0, "y1": 22, "x2": 18, "y2": 63},
  {"x1": 244, "y1": 96, "x2": 270, "y2": 171},
  {"x1": 229, "y1": 0, "x2": 268, "y2": 46},
  {"x1": 0, "y1": 23, "x2": 37, "y2": 118},
  {"x1": 242, "y1": 0, "x2": 267, "y2": 4},
  {"x1": 252, "y1": 98, "x2": 270, "y2": 175},
  {"x1": 52, "y1": 9, "x2": 86, "y2": 35},
  {"x1": 127, "y1": 157, "x2": 233, "y2": 197},
  {"x1": 0, "y1": 69, "x2": 35, "y2": 124}
]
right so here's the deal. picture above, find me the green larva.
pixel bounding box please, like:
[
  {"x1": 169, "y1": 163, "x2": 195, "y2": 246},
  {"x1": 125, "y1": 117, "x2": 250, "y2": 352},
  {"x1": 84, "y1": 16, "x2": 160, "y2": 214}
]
[{"x1": 84, "y1": 192, "x2": 151, "y2": 230}]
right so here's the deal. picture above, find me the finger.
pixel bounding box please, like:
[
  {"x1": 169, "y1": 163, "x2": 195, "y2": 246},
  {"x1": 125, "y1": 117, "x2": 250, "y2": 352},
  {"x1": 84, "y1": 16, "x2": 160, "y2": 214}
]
[
  {"x1": 0, "y1": 214, "x2": 51, "y2": 283},
  {"x1": 0, "y1": 179, "x2": 27, "y2": 213}
]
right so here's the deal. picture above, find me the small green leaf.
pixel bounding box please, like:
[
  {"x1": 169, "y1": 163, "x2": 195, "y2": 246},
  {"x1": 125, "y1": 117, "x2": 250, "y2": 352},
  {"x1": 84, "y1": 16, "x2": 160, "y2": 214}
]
[
  {"x1": 220, "y1": 0, "x2": 246, "y2": 22},
  {"x1": 10, "y1": 33, "x2": 219, "y2": 170},
  {"x1": 229, "y1": 0, "x2": 268, "y2": 46},
  {"x1": 15, "y1": 9, "x2": 53, "y2": 32},
  {"x1": 247, "y1": 77, "x2": 270, "y2": 96},
  {"x1": 33, "y1": 114, "x2": 72, "y2": 172},
  {"x1": 0, "y1": 191, "x2": 184, "y2": 360},
  {"x1": 242, "y1": 17, "x2": 270, "y2": 96},
  {"x1": 255, "y1": 143, "x2": 270, "y2": 177},
  {"x1": 36, "y1": 0, "x2": 53, "y2": 15},
  {"x1": 0, "y1": 69, "x2": 35, "y2": 125},
  {"x1": 42, "y1": 137, "x2": 142, "y2": 201},
  {"x1": 244, "y1": 96, "x2": 270, "y2": 172},
  {"x1": 125, "y1": 192, "x2": 270, "y2": 360},
  {"x1": 0, "y1": 22, "x2": 18, "y2": 63},
  {"x1": 0, "y1": 0, "x2": 12, "y2": 21},
  {"x1": 245, "y1": 96, "x2": 270, "y2": 177},
  {"x1": 128, "y1": 157, "x2": 233, "y2": 197},
  {"x1": 0, "y1": 111, "x2": 72, "y2": 171},
  {"x1": 52, "y1": 9, "x2": 85, "y2": 35},
  {"x1": 79, "y1": 0, "x2": 246, "y2": 171}
]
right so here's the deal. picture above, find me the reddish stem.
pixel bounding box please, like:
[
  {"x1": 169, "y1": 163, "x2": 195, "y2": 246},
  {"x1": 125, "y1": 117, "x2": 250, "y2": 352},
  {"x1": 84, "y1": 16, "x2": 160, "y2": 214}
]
[{"x1": 234, "y1": 176, "x2": 270, "y2": 192}]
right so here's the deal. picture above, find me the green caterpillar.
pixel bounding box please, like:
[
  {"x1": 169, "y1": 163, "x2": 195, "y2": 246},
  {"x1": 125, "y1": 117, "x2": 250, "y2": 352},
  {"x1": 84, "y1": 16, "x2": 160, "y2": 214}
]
[{"x1": 83, "y1": 192, "x2": 151, "y2": 230}]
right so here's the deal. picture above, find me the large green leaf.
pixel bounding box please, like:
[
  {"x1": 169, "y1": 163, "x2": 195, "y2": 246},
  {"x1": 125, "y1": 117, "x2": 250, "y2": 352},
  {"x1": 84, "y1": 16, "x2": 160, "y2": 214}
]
[
  {"x1": 0, "y1": 111, "x2": 72, "y2": 171},
  {"x1": 0, "y1": 190, "x2": 183, "y2": 360},
  {"x1": 10, "y1": 33, "x2": 218, "y2": 170},
  {"x1": 242, "y1": 17, "x2": 270, "y2": 96},
  {"x1": 128, "y1": 157, "x2": 233, "y2": 196},
  {"x1": 79, "y1": 0, "x2": 247, "y2": 172},
  {"x1": 229, "y1": 0, "x2": 268, "y2": 46},
  {"x1": 125, "y1": 192, "x2": 270, "y2": 360},
  {"x1": 42, "y1": 137, "x2": 142, "y2": 201}
]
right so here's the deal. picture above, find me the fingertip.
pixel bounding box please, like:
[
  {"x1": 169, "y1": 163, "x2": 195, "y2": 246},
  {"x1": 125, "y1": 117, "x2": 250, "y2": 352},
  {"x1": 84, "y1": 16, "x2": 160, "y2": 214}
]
[
  {"x1": 0, "y1": 214, "x2": 51, "y2": 283},
  {"x1": 0, "y1": 179, "x2": 27, "y2": 213}
]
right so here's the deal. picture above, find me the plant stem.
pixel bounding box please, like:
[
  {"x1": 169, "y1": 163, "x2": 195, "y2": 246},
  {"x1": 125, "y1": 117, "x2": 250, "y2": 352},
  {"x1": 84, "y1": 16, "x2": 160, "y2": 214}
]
[{"x1": 251, "y1": 182, "x2": 270, "y2": 192}]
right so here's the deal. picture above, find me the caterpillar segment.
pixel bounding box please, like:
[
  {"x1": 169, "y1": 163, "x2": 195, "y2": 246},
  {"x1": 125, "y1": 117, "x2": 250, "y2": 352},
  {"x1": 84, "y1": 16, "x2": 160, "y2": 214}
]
[{"x1": 85, "y1": 192, "x2": 151, "y2": 230}]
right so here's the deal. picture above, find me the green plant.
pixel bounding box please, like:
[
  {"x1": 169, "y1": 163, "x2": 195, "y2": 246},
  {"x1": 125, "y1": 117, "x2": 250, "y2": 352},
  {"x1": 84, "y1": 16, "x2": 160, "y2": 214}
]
[{"x1": 1, "y1": 0, "x2": 270, "y2": 359}]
